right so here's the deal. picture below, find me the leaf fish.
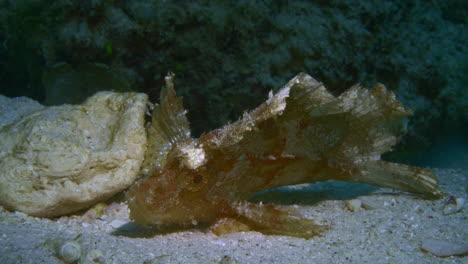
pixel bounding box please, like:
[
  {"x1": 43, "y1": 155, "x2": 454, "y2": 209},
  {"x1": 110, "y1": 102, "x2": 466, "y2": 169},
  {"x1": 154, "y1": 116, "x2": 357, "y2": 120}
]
[{"x1": 127, "y1": 72, "x2": 441, "y2": 238}]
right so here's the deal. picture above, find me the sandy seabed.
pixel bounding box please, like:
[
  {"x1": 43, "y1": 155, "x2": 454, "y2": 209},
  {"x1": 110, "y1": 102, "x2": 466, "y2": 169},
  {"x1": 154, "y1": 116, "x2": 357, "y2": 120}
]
[{"x1": 0, "y1": 168, "x2": 466, "y2": 264}]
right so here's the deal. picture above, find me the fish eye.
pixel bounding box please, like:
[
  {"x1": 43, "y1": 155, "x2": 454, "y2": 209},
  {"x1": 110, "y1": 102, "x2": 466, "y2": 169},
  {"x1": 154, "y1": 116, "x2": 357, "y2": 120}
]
[{"x1": 192, "y1": 174, "x2": 203, "y2": 184}]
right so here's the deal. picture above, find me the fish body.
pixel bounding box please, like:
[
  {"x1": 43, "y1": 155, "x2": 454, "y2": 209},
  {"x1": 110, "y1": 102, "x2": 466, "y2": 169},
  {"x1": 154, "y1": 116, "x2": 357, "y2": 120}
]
[{"x1": 128, "y1": 73, "x2": 441, "y2": 238}]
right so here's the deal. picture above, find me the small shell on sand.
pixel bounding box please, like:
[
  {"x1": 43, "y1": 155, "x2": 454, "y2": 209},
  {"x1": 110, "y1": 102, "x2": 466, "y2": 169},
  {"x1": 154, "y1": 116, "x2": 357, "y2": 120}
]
[{"x1": 58, "y1": 241, "x2": 82, "y2": 263}]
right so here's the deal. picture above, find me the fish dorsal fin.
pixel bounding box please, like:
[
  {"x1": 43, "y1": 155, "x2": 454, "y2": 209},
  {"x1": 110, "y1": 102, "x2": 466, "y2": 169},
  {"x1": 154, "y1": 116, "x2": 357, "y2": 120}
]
[
  {"x1": 142, "y1": 73, "x2": 192, "y2": 174},
  {"x1": 200, "y1": 73, "x2": 326, "y2": 150}
]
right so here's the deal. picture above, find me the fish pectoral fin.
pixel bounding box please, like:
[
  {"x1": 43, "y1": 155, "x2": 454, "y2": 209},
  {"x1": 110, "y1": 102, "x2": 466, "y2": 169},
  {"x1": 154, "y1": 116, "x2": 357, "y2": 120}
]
[
  {"x1": 228, "y1": 202, "x2": 328, "y2": 239},
  {"x1": 210, "y1": 218, "x2": 253, "y2": 236},
  {"x1": 254, "y1": 215, "x2": 328, "y2": 239}
]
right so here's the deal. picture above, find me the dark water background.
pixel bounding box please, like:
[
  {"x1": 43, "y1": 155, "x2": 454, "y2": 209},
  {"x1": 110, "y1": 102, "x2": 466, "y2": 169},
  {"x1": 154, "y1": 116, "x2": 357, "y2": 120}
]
[{"x1": 0, "y1": 0, "x2": 466, "y2": 168}]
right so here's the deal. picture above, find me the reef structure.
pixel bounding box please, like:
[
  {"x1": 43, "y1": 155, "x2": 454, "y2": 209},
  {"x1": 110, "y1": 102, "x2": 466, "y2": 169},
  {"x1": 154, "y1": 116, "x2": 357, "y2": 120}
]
[{"x1": 128, "y1": 73, "x2": 441, "y2": 238}]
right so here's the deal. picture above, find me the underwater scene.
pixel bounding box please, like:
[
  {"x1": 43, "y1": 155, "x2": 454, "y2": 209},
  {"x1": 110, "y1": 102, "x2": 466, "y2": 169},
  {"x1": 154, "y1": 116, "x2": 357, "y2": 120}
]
[{"x1": 0, "y1": 0, "x2": 466, "y2": 263}]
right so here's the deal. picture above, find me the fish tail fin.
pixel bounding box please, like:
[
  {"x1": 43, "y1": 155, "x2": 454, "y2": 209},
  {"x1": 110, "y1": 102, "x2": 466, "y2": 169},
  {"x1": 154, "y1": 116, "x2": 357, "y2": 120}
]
[{"x1": 351, "y1": 160, "x2": 443, "y2": 198}]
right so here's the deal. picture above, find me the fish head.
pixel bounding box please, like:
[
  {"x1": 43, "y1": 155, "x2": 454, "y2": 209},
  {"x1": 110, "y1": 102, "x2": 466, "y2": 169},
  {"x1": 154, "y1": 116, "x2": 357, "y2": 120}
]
[{"x1": 128, "y1": 140, "x2": 221, "y2": 226}]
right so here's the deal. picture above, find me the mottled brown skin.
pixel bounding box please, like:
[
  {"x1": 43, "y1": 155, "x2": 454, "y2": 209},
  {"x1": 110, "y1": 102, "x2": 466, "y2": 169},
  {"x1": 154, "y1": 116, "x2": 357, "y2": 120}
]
[{"x1": 128, "y1": 73, "x2": 441, "y2": 238}]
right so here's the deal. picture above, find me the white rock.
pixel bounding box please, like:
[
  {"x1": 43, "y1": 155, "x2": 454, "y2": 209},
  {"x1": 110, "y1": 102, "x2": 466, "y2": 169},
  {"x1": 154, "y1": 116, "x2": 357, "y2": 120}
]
[
  {"x1": 0, "y1": 92, "x2": 147, "y2": 217},
  {"x1": 421, "y1": 239, "x2": 468, "y2": 257},
  {"x1": 456, "y1": 197, "x2": 465, "y2": 211},
  {"x1": 345, "y1": 199, "x2": 362, "y2": 212},
  {"x1": 442, "y1": 196, "x2": 465, "y2": 215}
]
